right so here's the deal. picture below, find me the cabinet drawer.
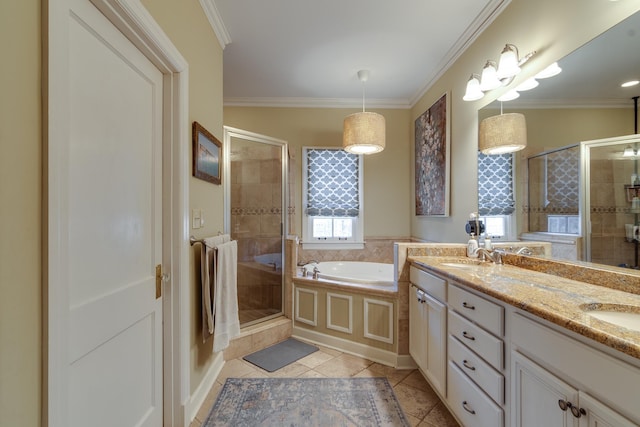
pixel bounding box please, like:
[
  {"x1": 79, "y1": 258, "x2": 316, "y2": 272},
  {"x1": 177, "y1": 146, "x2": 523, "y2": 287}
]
[
  {"x1": 449, "y1": 335, "x2": 504, "y2": 404},
  {"x1": 449, "y1": 284, "x2": 504, "y2": 336},
  {"x1": 410, "y1": 267, "x2": 446, "y2": 303},
  {"x1": 448, "y1": 361, "x2": 504, "y2": 427},
  {"x1": 449, "y1": 310, "x2": 503, "y2": 370}
]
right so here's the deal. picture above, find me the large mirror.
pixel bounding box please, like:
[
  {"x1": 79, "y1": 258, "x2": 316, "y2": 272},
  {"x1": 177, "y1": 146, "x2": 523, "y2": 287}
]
[{"x1": 478, "y1": 10, "x2": 640, "y2": 264}]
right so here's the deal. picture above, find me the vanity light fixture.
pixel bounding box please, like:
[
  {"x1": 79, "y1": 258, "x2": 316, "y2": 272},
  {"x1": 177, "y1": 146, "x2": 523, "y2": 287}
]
[
  {"x1": 463, "y1": 74, "x2": 485, "y2": 101},
  {"x1": 479, "y1": 61, "x2": 503, "y2": 91},
  {"x1": 343, "y1": 70, "x2": 385, "y2": 155},
  {"x1": 515, "y1": 77, "x2": 539, "y2": 92},
  {"x1": 623, "y1": 145, "x2": 636, "y2": 157},
  {"x1": 535, "y1": 62, "x2": 562, "y2": 79},
  {"x1": 621, "y1": 80, "x2": 640, "y2": 88},
  {"x1": 463, "y1": 43, "x2": 536, "y2": 102}
]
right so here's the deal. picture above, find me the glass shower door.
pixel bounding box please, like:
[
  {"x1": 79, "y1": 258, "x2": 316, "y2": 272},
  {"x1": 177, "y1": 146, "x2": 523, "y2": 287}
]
[
  {"x1": 223, "y1": 127, "x2": 288, "y2": 327},
  {"x1": 582, "y1": 134, "x2": 640, "y2": 267}
]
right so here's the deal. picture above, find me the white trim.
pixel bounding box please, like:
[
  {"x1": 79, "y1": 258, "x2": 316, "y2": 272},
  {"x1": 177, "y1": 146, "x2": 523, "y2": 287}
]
[
  {"x1": 185, "y1": 352, "x2": 224, "y2": 424},
  {"x1": 294, "y1": 287, "x2": 318, "y2": 326},
  {"x1": 326, "y1": 293, "x2": 353, "y2": 334},
  {"x1": 198, "y1": 0, "x2": 231, "y2": 49},
  {"x1": 363, "y1": 298, "x2": 394, "y2": 344},
  {"x1": 47, "y1": 1, "x2": 190, "y2": 426},
  {"x1": 292, "y1": 327, "x2": 407, "y2": 368},
  {"x1": 223, "y1": 96, "x2": 411, "y2": 109}
]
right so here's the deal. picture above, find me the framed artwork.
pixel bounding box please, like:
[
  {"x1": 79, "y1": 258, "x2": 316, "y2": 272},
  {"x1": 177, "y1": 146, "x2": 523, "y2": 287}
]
[
  {"x1": 415, "y1": 92, "x2": 451, "y2": 216},
  {"x1": 192, "y1": 121, "x2": 222, "y2": 185}
]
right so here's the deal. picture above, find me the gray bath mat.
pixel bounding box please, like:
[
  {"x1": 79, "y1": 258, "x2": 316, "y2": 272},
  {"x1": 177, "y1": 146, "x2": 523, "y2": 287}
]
[{"x1": 243, "y1": 338, "x2": 318, "y2": 372}]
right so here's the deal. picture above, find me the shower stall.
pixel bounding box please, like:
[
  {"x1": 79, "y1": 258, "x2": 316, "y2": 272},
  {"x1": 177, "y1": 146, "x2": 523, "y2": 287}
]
[{"x1": 223, "y1": 127, "x2": 288, "y2": 327}]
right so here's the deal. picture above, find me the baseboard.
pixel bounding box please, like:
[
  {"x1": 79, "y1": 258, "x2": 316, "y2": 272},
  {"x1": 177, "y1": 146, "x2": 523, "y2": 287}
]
[
  {"x1": 292, "y1": 326, "x2": 410, "y2": 368},
  {"x1": 184, "y1": 351, "x2": 224, "y2": 425},
  {"x1": 396, "y1": 354, "x2": 418, "y2": 370}
]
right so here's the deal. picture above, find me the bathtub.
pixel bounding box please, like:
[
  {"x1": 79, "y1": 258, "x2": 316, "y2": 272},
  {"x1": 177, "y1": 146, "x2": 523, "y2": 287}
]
[
  {"x1": 312, "y1": 261, "x2": 394, "y2": 286},
  {"x1": 254, "y1": 253, "x2": 282, "y2": 269}
]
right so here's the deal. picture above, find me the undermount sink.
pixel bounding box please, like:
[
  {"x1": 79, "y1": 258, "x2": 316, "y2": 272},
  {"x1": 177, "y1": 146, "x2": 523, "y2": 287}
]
[
  {"x1": 581, "y1": 304, "x2": 640, "y2": 332},
  {"x1": 441, "y1": 261, "x2": 492, "y2": 269}
]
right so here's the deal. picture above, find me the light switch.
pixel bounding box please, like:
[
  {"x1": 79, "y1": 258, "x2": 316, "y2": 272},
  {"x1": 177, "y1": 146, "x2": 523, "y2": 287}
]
[{"x1": 192, "y1": 209, "x2": 202, "y2": 229}]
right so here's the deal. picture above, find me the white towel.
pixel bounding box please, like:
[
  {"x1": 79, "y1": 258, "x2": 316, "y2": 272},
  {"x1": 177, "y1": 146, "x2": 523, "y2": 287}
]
[
  {"x1": 212, "y1": 240, "x2": 240, "y2": 353},
  {"x1": 201, "y1": 234, "x2": 231, "y2": 342}
]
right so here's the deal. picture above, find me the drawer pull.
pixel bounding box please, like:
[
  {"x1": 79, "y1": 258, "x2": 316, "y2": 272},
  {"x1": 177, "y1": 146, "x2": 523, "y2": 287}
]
[
  {"x1": 558, "y1": 400, "x2": 570, "y2": 411},
  {"x1": 462, "y1": 301, "x2": 476, "y2": 310},
  {"x1": 462, "y1": 359, "x2": 476, "y2": 371},
  {"x1": 462, "y1": 400, "x2": 476, "y2": 415},
  {"x1": 462, "y1": 331, "x2": 476, "y2": 341}
]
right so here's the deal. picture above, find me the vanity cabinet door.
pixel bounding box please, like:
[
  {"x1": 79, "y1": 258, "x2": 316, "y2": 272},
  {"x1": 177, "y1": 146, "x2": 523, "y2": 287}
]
[
  {"x1": 512, "y1": 351, "x2": 579, "y2": 427},
  {"x1": 409, "y1": 284, "x2": 446, "y2": 397},
  {"x1": 424, "y1": 292, "x2": 446, "y2": 396},
  {"x1": 578, "y1": 392, "x2": 637, "y2": 427},
  {"x1": 409, "y1": 285, "x2": 428, "y2": 373}
]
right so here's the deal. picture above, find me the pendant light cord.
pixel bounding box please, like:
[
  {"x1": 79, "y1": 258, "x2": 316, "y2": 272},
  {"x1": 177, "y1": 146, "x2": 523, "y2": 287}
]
[{"x1": 362, "y1": 80, "x2": 366, "y2": 113}]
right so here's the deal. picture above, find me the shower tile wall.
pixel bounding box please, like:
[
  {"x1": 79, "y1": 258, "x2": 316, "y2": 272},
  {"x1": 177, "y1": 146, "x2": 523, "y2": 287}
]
[
  {"x1": 590, "y1": 158, "x2": 638, "y2": 267},
  {"x1": 231, "y1": 154, "x2": 283, "y2": 322}
]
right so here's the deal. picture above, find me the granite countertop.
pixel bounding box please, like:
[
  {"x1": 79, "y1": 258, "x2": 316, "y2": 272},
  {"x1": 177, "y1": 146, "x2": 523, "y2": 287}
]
[{"x1": 409, "y1": 255, "x2": 640, "y2": 361}]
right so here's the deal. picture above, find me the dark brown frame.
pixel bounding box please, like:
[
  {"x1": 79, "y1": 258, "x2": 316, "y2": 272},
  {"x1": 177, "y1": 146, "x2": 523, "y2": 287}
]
[{"x1": 192, "y1": 121, "x2": 222, "y2": 185}]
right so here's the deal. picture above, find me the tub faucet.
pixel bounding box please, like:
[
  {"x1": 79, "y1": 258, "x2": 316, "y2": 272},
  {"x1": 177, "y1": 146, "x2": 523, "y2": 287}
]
[
  {"x1": 475, "y1": 248, "x2": 503, "y2": 264},
  {"x1": 312, "y1": 266, "x2": 320, "y2": 279},
  {"x1": 297, "y1": 259, "x2": 319, "y2": 267}
]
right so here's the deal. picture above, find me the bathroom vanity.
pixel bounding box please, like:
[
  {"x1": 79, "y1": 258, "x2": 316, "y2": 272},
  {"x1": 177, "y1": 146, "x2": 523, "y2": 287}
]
[{"x1": 408, "y1": 254, "x2": 640, "y2": 427}]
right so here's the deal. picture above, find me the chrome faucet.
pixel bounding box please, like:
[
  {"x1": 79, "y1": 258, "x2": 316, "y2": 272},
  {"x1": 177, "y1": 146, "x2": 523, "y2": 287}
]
[
  {"x1": 475, "y1": 248, "x2": 503, "y2": 264},
  {"x1": 515, "y1": 246, "x2": 533, "y2": 255},
  {"x1": 312, "y1": 266, "x2": 320, "y2": 279},
  {"x1": 297, "y1": 259, "x2": 319, "y2": 266}
]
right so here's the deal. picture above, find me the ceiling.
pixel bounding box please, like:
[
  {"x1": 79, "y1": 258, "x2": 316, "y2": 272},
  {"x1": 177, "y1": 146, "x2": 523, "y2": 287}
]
[{"x1": 210, "y1": 0, "x2": 506, "y2": 108}]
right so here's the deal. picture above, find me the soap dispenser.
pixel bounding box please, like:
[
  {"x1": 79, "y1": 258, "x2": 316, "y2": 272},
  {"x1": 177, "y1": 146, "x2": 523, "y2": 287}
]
[{"x1": 467, "y1": 233, "x2": 479, "y2": 257}]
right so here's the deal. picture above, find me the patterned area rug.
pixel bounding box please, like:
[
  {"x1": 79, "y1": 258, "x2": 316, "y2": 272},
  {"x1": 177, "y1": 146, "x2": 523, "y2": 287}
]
[{"x1": 203, "y1": 377, "x2": 410, "y2": 426}]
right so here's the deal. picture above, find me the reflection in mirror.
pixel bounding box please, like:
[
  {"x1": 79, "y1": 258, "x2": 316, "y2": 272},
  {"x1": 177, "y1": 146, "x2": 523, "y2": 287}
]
[
  {"x1": 527, "y1": 145, "x2": 579, "y2": 234},
  {"x1": 583, "y1": 136, "x2": 640, "y2": 268},
  {"x1": 478, "y1": 10, "x2": 640, "y2": 264}
]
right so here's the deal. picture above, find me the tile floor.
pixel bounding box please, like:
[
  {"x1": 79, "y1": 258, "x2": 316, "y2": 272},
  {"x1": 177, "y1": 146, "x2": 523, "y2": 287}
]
[{"x1": 190, "y1": 341, "x2": 460, "y2": 427}]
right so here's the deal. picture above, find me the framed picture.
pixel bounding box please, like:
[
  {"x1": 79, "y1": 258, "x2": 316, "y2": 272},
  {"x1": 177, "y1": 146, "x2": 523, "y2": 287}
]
[
  {"x1": 415, "y1": 92, "x2": 451, "y2": 216},
  {"x1": 192, "y1": 121, "x2": 222, "y2": 185}
]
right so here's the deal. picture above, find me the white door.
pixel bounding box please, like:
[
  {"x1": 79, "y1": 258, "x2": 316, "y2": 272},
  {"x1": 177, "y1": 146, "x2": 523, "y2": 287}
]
[{"x1": 66, "y1": 0, "x2": 163, "y2": 425}]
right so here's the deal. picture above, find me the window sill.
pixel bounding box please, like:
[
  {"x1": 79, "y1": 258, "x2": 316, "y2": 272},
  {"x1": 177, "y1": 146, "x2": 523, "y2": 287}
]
[{"x1": 301, "y1": 241, "x2": 365, "y2": 250}]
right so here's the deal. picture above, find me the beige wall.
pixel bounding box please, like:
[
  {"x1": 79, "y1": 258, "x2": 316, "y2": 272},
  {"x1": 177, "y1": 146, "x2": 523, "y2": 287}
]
[
  {"x1": 411, "y1": 0, "x2": 640, "y2": 243},
  {"x1": 0, "y1": 1, "x2": 42, "y2": 426},
  {"x1": 142, "y1": 0, "x2": 225, "y2": 394},
  {"x1": 224, "y1": 107, "x2": 412, "y2": 238}
]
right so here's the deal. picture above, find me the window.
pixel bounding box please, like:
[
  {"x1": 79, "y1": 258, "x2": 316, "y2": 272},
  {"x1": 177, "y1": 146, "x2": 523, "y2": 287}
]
[
  {"x1": 478, "y1": 152, "x2": 516, "y2": 240},
  {"x1": 302, "y1": 147, "x2": 364, "y2": 249}
]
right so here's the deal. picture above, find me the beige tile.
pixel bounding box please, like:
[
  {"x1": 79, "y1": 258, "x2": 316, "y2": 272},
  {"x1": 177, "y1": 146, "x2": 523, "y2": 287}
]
[
  {"x1": 223, "y1": 334, "x2": 252, "y2": 360},
  {"x1": 313, "y1": 353, "x2": 373, "y2": 377},
  {"x1": 297, "y1": 349, "x2": 336, "y2": 368},
  {"x1": 405, "y1": 413, "x2": 422, "y2": 427},
  {"x1": 313, "y1": 344, "x2": 343, "y2": 357},
  {"x1": 400, "y1": 369, "x2": 433, "y2": 392},
  {"x1": 297, "y1": 369, "x2": 326, "y2": 378},
  {"x1": 266, "y1": 361, "x2": 310, "y2": 378},
  {"x1": 217, "y1": 359, "x2": 260, "y2": 382},
  {"x1": 189, "y1": 417, "x2": 203, "y2": 427},
  {"x1": 393, "y1": 382, "x2": 440, "y2": 420},
  {"x1": 194, "y1": 381, "x2": 222, "y2": 422},
  {"x1": 364, "y1": 363, "x2": 413, "y2": 386},
  {"x1": 420, "y1": 401, "x2": 460, "y2": 427}
]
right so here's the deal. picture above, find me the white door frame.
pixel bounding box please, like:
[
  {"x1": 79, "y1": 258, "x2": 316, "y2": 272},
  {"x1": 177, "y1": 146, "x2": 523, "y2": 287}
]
[{"x1": 46, "y1": 0, "x2": 190, "y2": 426}]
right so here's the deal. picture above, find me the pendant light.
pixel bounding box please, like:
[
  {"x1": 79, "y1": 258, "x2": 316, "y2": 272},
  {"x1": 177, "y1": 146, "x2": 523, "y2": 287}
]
[
  {"x1": 479, "y1": 103, "x2": 527, "y2": 155},
  {"x1": 343, "y1": 70, "x2": 385, "y2": 154}
]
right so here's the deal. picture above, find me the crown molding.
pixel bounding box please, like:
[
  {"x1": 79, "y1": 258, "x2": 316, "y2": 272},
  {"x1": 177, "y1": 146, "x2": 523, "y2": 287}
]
[
  {"x1": 223, "y1": 97, "x2": 412, "y2": 109},
  {"x1": 199, "y1": 0, "x2": 231, "y2": 49},
  {"x1": 484, "y1": 98, "x2": 635, "y2": 109}
]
